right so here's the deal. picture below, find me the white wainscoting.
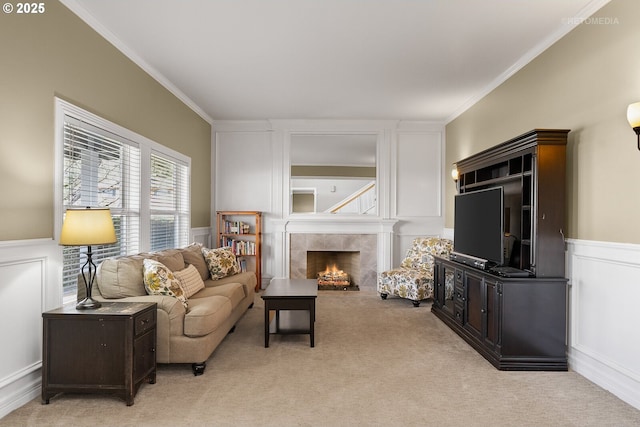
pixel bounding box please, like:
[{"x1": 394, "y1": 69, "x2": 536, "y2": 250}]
[
  {"x1": 190, "y1": 227, "x2": 212, "y2": 247},
  {"x1": 0, "y1": 239, "x2": 62, "y2": 419},
  {"x1": 566, "y1": 239, "x2": 640, "y2": 410}
]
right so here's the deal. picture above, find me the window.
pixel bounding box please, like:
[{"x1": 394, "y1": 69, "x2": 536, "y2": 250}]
[
  {"x1": 150, "y1": 153, "x2": 190, "y2": 251},
  {"x1": 61, "y1": 117, "x2": 141, "y2": 296},
  {"x1": 56, "y1": 99, "x2": 191, "y2": 301}
]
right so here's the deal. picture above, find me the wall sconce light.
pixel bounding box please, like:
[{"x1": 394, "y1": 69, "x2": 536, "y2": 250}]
[
  {"x1": 627, "y1": 102, "x2": 640, "y2": 150},
  {"x1": 451, "y1": 164, "x2": 459, "y2": 182}
]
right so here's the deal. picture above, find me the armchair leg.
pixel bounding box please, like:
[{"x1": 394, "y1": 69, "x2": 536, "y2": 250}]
[
  {"x1": 192, "y1": 362, "x2": 206, "y2": 376},
  {"x1": 412, "y1": 300, "x2": 420, "y2": 307},
  {"x1": 380, "y1": 293, "x2": 388, "y2": 300}
]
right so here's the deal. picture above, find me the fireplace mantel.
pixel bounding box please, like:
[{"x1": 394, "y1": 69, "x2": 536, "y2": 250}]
[
  {"x1": 269, "y1": 217, "x2": 398, "y2": 289},
  {"x1": 284, "y1": 216, "x2": 397, "y2": 234}
]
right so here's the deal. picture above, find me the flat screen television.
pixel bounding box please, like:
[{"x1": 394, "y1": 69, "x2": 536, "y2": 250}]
[{"x1": 453, "y1": 187, "x2": 504, "y2": 267}]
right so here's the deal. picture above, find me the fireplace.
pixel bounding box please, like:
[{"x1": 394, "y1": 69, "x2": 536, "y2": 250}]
[
  {"x1": 290, "y1": 234, "x2": 377, "y2": 290},
  {"x1": 307, "y1": 251, "x2": 359, "y2": 290}
]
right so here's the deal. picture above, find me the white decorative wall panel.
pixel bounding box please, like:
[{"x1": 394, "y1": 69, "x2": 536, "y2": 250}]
[
  {"x1": 0, "y1": 260, "x2": 43, "y2": 386},
  {"x1": 567, "y1": 239, "x2": 640, "y2": 410},
  {"x1": 573, "y1": 256, "x2": 640, "y2": 378},
  {"x1": 395, "y1": 132, "x2": 442, "y2": 218},
  {"x1": 215, "y1": 132, "x2": 272, "y2": 212},
  {"x1": 0, "y1": 239, "x2": 62, "y2": 419}
]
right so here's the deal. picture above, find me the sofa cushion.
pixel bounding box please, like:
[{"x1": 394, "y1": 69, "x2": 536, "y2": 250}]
[
  {"x1": 97, "y1": 255, "x2": 147, "y2": 298},
  {"x1": 181, "y1": 243, "x2": 210, "y2": 281},
  {"x1": 174, "y1": 264, "x2": 205, "y2": 298},
  {"x1": 204, "y1": 271, "x2": 257, "y2": 293},
  {"x1": 201, "y1": 246, "x2": 240, "y2": 280},
  {"x1": 150, "y1": 249, "x2": 185, "y2": 272},
  {"x1": 184, "y1": 296, "x2": 232, "y2": 337},
  {"x1": 143, "y1": 259, "x2": 188, "y2": 308},
  {"x1": 192, "y1": 282, "x2": 245, "y2": 309}
]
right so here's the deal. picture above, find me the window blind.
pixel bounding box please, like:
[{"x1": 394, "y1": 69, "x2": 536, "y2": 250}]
[
  {"x1": 62, "y1": 116, "x2": 141, "y2": 297},
  {"x1": 149, "y1": 152, "x2": 189, "y2": 251}
]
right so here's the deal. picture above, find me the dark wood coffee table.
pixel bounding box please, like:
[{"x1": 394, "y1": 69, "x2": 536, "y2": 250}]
[{"x1": 262, "y1": 278, "x2": 318, "y2": 348}]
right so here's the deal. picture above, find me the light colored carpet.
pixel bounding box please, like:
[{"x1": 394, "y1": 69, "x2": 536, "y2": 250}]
[{"x1": 3, "y1": 290, "x2": 640, "y2": 426}]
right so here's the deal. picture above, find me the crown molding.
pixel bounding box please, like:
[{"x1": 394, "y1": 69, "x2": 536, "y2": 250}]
[
  {"x1": 60, "y1": 0, "x2": 214, "y2": 125},
  {"x1": 212, "y1": 120, "x2": 273, "y2": 132},
  {"x1": 445, "y1": 0, "x2": 612, "y2": 124}
]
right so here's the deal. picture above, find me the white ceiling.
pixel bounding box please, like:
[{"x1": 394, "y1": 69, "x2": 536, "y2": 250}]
[{"x1": 63, "y1": 0, "x2": 609, "y2": 124}]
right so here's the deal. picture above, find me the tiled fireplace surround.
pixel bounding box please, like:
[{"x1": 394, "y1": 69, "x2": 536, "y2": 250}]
[{"x1": 290, "y1": 234, "x2": 378, "y2": 290}]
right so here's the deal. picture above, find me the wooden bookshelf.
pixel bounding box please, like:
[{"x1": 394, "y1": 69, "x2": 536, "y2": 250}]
[{"x1": 216, "y1": 211, "x2": 261, "y2": 290}]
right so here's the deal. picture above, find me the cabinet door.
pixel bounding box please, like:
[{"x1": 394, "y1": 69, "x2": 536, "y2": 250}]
[
  {"x1": 441, "y1": 264, "x2": 456, "y2": 316},
  {"x1": 464, "y1": 272, "x2": 483, "y2": 339},
  {"x1": 134, "y1": 329, "x2": 156, "y2": 382},
  {"x1": 47, "y1": 317, "x2": 125, "y2": 386},
  {"x1": 433, "y1": 262, "x2": 451, "y2": 310},
  {"x1": 434, "y1": 261, "x2": 456, "y2": 315},
  {"x1": 483, "y1": 279, "x2": 501, "y2": 351},
  {"x1": 464, "y1": 272, "x2": 501, "y2": 353},
  {"x1": 433, "y1": 261, "x2": 444, "y2": 308}
]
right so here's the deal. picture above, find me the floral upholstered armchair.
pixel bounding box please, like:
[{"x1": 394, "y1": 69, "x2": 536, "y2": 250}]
[{"x1": 378, "y1": 237, "x2": 453, "y2": 307}]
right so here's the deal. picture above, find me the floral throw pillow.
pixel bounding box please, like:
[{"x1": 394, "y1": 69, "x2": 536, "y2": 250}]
[
  {"x1": 143, "y1": 258, "x2": 188, "y2": 308},
  {"x1": 201, "y1": 246, "x2": 240, "y2": 280}
]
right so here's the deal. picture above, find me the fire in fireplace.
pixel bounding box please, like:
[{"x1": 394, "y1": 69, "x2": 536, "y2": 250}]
[
  {"x1": 317, "y1": 263, "x2": 350, "y2": 287},
  {"x1": 306, "y1": 250, "x2": 360, "y2": 291}
]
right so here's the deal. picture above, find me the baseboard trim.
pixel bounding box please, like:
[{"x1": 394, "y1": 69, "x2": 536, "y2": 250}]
[
  {"x1": 0, "y1": 373, "x2": 40, "y2": 419},
  {"x1": 569, "y1": 346, "x2": 640, "y2": 410}
]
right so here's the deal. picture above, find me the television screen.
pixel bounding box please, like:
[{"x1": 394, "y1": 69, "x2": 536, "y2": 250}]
[{"x1": 453, "y1": 187, "x2": 504, "y2": 266}]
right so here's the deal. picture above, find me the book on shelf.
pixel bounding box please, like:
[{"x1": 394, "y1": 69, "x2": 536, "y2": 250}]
[
  {"x1": 219, "y1": 237, "x2": 256, "y2": 255},
  {"x1": 222, "y1": 220, "x2": 251, "y2": 234}
]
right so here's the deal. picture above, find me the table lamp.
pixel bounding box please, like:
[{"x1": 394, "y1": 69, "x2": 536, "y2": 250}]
[{"x1": 60, "y1": 207, "x2": 117, "y2": 309}]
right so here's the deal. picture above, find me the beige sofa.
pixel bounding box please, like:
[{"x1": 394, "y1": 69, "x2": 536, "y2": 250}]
[{"x1": 78, "y1": 243, "x2": 256, "y2": 375}]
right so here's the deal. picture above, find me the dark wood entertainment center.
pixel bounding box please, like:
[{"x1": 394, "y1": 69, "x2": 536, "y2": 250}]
[{"x1": 432, "y1": 129, "x2": 569, "y2": 370}]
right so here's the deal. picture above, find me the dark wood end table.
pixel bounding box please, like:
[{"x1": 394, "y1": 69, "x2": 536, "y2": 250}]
[
  {"x1": 261, "y1": 278, "x2": 318, "y2": 348},
  {"x1": 42, "y1": 301, "x2": 157, "y2": 406}
]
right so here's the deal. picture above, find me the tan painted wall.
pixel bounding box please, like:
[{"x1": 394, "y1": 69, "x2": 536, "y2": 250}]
[
  {"x1": 0, "y1": 1, "x2": 211, "y2": 241},
  {"x1": 445, "y1": 0, "x2": 640, "y2": 244}
]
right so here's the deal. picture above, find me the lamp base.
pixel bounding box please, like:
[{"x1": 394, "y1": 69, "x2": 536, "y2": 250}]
[
  {"x1": 77, "y1": 245, "x2": 102, "y2": 310},
  {"x1": 76, "y1": 297, "x2": 102, "y2": 310}
]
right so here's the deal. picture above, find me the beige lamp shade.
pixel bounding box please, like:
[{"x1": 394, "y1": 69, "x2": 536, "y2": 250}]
[
  {"x1": 60, "y1": 207, "x2": 117, "y2": 246},
  {"x1": 627, "y1": 102, "x2": 640, "y2": 129}
]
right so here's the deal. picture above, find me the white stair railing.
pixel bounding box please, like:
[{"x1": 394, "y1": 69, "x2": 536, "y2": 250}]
[{"x1": 326, "y1": 181, "x2": 376, "y2": 214}]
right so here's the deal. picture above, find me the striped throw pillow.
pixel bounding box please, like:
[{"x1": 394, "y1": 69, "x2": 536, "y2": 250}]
[{"x1": 174, "y1": 264, "x2": 206, "y2": 298}]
